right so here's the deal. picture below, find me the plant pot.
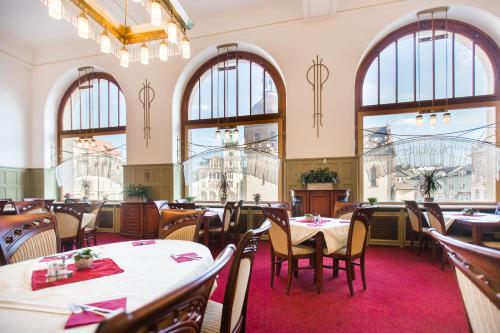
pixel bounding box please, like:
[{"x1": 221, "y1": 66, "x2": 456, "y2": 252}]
[
  {"x1": 254, "y1": 200, "x2": 260, "y2": 205},
  {"x1": 220, "y1": 197, "x2": 227, "y2": 204},
  {"x1": 74, "y1": 256, "x2": 94, "y2": 270},
  {"x1": 306, "y1": 183, "x2": 334, "y2": 190},
  {"x1": 368, "y1": 199, "x2": 377, "y2": 206},
  {"x1": 424, "y1": 197, "x2": 434, "y2": 202}
]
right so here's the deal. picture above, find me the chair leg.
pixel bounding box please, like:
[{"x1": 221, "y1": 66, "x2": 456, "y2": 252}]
[
  {"x1": 351, "y1": 263, "x2": 356, "y2": 280},
  {"x1": 431, "y1": 242, "x2": 437, "y2": 261},
  {"x1": 293, "y1": 259, "x2": 299, "y2": 278},
  {"x1": 360, "y1": 256, "x2": 367, "y2": 290},
  {"x1": 333, "y1": 259, "x2": 339, "y2": 278},
  {"x1": 286, "y1": 259, "x2": 293, "y2": 294},
  {"x1": 346, "y1": 261, "x2": 354, "y2": 296},
  {"x1": 270, "y1": 253, "x2": 275, "y2": 288},
  {"x1": 410, "y1": 230, "x2": 414, "y2": 252},
  {"x1": 440, "y1": 246, "x2": 446, "y2": 271},
  {"x1": 417, "y1": 234, "x2": 424, "y2": 257},
  {"x1": 276, "y1": 260, "x2": 282, "y2": 276},
  {"x1": 93, "y1": 229, "x2": 97, "y2": 246}
]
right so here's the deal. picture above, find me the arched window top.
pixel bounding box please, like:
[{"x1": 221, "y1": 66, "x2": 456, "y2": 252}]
[
  {"x1": 357, "y1": 19, "x2": 500, "y2": 110},
  {"x1": 58, "y1": 72, "x2": 126, "y2": 132},
  {"x1": 183, "y1": 51, "x2": 285, "y2": 123}
]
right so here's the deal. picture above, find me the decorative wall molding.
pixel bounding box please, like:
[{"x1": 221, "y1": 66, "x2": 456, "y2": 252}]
[
  {"x1": 123, "y1": 163, "x2": 183, "y2": 201},
  {"x1": 0, "y1": 167, "x2": 57, "y2": 200},
  {"x1": 283, "y1": 156, "x2": 359, "y2": 202}
]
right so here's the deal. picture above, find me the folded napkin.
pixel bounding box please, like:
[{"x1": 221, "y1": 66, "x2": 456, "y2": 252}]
[
  {"x1": 132, "y1": 240, "x2": 156, "y2": 246},
  {"x1": 65, "y1": 297, "x2": 126, "y2": 329},
  {"x1": 294, "y1": 218, "x2": 314, "y2": 223},
  {"x1": 339, "y1": 219, "x2": 351, "y2": 223},
  {"x1": 39, "y1": 253, "x2": 73, "y2": 262},
  {"x1": 32, "y1": 258, "x2": 124, "y2": 291},
  {"x1": 449, "y1": 213, "x2": 486, "y2": 217},
  {"x1": 171, "y1": 252, "x2": 202, "y2": 263}
]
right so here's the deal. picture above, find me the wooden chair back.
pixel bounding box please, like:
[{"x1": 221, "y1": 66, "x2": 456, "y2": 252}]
[
  {"x1": 334, "y1": 202, "x2": 362, "y2": 219},
  {"x1": 160, "y1": 210, "x2": 205, "y2": 242},
  {"x1": 86, "y1": 201, "x2": 105, "y2": 230},
  {"x1": 261, "y1": 207, "x2": 292, "y2": 257},
  {"x1": 430, "y1": 230, "x2": 500, "y2": 332},
  {"x1": 345, "y1": 207, "x2": 377, "y2": 257},
  {"x1": 229, "y1": 200, "x2": 243, "y2": 229},
  {"x1": 0, "y1": 213, "x2": 60, "y2": 265},
  {"x1": 96, "y1": 245, "x2": 236, "y2": 333},
  {"x1": 267, "y1": 201, "x2": 291, "y2": 218},
  {"x1": 0, "y1": 200, "x2": 10, "y2": 213},
  {"x1": 12, "y1": 200, "x2": 47, "y2": 215},
  {"x1": 403, "y1": 200, "x2": 425, "y2": 233},
  {"x1": 422, "y1": 202, "x2": 446, "y2": 235},
  {"x1": 168, "y1": 202, "x2": 196, "y2": 210},
  {"x1": 53, "y1": 203, "x2": 85, "y2": 241},
  {"x1": 220, "y1": 220, "x2": 271, "y2": 333},
  {"x1": 222, "y1": 202, "x2": 236, "y2": 232}
]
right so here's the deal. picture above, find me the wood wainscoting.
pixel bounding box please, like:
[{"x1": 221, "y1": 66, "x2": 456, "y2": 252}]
[
  {"x1": 123, "y1": 163, "x2": 183, "y2": 201},
  {"x1": 0, "y1": 167, "x2": 57, "y2": 200}
]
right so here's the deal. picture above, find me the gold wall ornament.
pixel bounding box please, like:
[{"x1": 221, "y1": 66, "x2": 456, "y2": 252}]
[
  {"x1": 306, "y1": 55, "x2": 330, "y2": 137},
  {"x1": 139, "y1": 79, "x2": 155, "y2": 147}
]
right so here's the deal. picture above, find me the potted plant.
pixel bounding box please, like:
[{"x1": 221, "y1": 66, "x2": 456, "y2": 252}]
[
  {"x1": 299, "y1": 167, "x2": 339, "y2": 190},
  {"x1": 123, "y1": 184, "x2": 151, "y2": 201},
  {"x1": 253, "y1": 193, "x2": 261, "y2": 205},
  {"x1": 218, "y1": 173, "x2": 229, "y2": 204},
  {"x1": 416, "y1": 170, "x2": 442, "y2": 202},
  {"x1": 81, "y1": 179, "x2": 91, "y2": 202},
  {"x1": 185, "y1": 196, "x2": 196, "y2": 203},
  {"x1": 64, "y1": 192, "x2": 72, "y2": 204},
  {"x1": 367, "y1": 197, "x2": 377, "y2": 206},
  {"x1": 73, "y1": 248, "x2": 98, "y2": 270}
]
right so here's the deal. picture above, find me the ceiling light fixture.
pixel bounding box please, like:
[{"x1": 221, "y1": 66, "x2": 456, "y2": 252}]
[
  {"x1": 159, "y1": 40, "x2": 168, "y2": 61},
  {"x1": 140, "y1": 43, "x2": 150, "y2": 65},
  {"x1": 48, "y1": 0, "x2": 63, "y2": 20},
  {"x1": 150, "y1": 1, "x2": 162, "y2": 26},
  {"x1": 167, "y1": 20, "x2": 178, "y2": 44},
  {"x1": 180, "y1": 37, "x2": 190, "y2": 59},
  {"x1": 120, "y1": 46, "x2": 129, "y2": 67},
  {"x1": 100, "y1": 31, "x2": 111, "y2": 53},
  {"x1": 77, "y1": 13, "x2": 89, "y2": 39}
]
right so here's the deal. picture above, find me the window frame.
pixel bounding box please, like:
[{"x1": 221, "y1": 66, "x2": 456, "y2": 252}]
[
  {"x1": 181, "y1": 51, "x2": 286, "y2": 200},
  {"x1": 355, "y1": 19, "x2": 500, "y2": 203}
]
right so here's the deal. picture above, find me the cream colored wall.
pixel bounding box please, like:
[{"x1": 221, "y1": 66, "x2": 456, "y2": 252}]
[{"x1": 2, "y1": 0, "x2": 500, "y2": 170}]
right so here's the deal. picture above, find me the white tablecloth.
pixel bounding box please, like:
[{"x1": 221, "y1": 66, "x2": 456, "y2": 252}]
[
  {"x1": 442, "y1": 211, "x2": 500, "y2": 229},
  {"x1": 0, "y1": 240, "x2": 214, "y2": 333},
  {"x1": 207, "y1": 208, "x2": 224, "y2": 222},
  {"x1": 289, "y1": 217, "x2": 350, "y2": 254}
]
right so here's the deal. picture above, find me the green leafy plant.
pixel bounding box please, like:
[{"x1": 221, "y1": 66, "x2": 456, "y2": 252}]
[
  {"x1": 218, "y1": 173, "x2": 229, "y2": 200},
  {"x1": 416, "y1": 170, "x2": 442, "y2": 199},
  {"x1": 185, "y1": 196, "x2": 196, "y2": 203},
  {"x1": 299, "y1": 167, "x2": 338, "y2": 185},
  {"x1": 73, "y1": 248, "x2": 98, "y2": 261},
  {"x1": 81, "y1": 179, "x2": 92, "y2": 198},
  {"x1": 367, "y1": 197, "x2": 377, "y2": 205},
  {"x1": 123, "y1": 184, "x2": 151, "y2": 200}
]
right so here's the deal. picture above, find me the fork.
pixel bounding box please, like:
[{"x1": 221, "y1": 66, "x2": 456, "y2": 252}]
[{"x1": 68, "y1": 303, "x2": 107, "y2": 317}]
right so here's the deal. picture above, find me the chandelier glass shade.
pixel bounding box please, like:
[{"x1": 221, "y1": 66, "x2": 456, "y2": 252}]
[{"x1": 41, "y1": 0, "x2": 193, "y2": 67}]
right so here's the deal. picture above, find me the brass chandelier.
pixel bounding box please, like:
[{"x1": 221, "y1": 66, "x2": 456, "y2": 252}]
[{"x1": 42, "y1": 0, "x2": 192, "y2": 67}]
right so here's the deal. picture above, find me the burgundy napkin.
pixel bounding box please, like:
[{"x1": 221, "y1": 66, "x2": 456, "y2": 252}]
[
  {"x1": 32, "y1": 258, "x2": 124, "y2": 291},
  {"x1": 171, "y1": 252, "x2": 202, "y2": 263},
  {"x1": 64, "y1": 297, "x2": 126, "y2": 329},
  {"x1": 39, "y1": 253, "x2": 73, "y2": 262},
  {"x1": 132, "y1": 240, "x2": 156, "y2": 246},
  {"x1": 294, "y1": 218, "x2": 314, "y2": 223}
]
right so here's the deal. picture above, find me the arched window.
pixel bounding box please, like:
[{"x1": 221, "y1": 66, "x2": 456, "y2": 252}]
[
  {"x1": 58, "y1": 72, "x2": 126, "y2": 200},
  {"x1": 182, "y1": 51, "x2": 285, "y2": 201},
  {"x1": 356, "y1": 19, "x2": 500, "y2": 202}
]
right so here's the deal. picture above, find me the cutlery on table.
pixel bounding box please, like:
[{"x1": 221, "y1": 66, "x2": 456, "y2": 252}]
[{"x1": 68, "y1": 303, "x2": 111, "y2": 318}]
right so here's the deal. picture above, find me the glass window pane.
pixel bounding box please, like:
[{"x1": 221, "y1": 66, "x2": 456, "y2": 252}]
[
  {"x1": 416, "y1": 30, "x2": 433, "y2": 101},
  {"x1": 474, "y1": 44, "x2": 494, "y2": 96},
  {"x1": 397, "y1": 34, "x2": 414, "y2": 102},
  {"x1": 454, "y1": 33, "x2": 473, "y2": 97},
  {"x1": 251, "y1": 63, "x2": 264, "y2": 115},
  {"x1": 91, "y1": 79, "x2": 99, "y2": 128},
  {"x1": 380, "y1": 42, "x2": 396, "y2": 104},
  {"x1": 238, "y1": 60, "x2": 250, "y2": 116},
  {"x1": 200, "y1": 69, "x2": 212, "y2": 119},
  {"x1": 80, "y1": 88, "x2": 89, "y2": 129},
  {"x1": 99, "y1": 80, "x2": 109, "y2": 127},
  {"x1": 227, "y1": 68, "x2": 237, "y2": 117},
  {"x1": 434, "y1": 31, "x2": 453, "y2": 99},
  {"x1": 109, "y1": 83, "x2": 119, "y2": 127},
  {"x1": 264, "y1": 71, "x2": 278, "y2": 113},
  {"x1": 362, "y1": 59, "x2": 378, "y2": 106},
  {"x1": 71, "y1": 91, "x2": 81, "y2": 130},
  {"x1": 188, "y1": 81, "x2": 200, "y2": 120},
  {"x1": 119, "y1": 91, "x2": 126, "y2": 126}
]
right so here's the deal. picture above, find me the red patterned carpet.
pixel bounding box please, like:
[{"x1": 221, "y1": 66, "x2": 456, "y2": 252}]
[{"x1": 96, "y1": 233, "x2": 468, "y2": 333}]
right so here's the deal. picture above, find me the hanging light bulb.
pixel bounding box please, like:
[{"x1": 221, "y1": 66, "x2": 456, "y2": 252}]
[
  {"x1": 140, "y1": 43, "x2": 149, "y2": 65},
  {"x1": 150, "y1": 1, "x2": 162, "y2": 26},
  {"x1": 167, "y1": 20, "x2": 178, "y2": 44},
  {"x1": 100, "y1": 31, "x2": 111, "y2": 54},
  {"x1": 233, "y1": 128, "x2": 239, "y2": 141},
  {"x1": 131, "y1": 0, "x2": 141, "y2": 2},
  {"x1": 48, "y1": 0, "x2": 62, "y2": 20},
  {"x1": 180, "y1": 37, "x2": 190, "y2": 59},
  {"x1": 215, "y1": 129, "x2": 221, "y2": 141},
  {"x1": 120, "y1": 46, "x2": 129, "y2": 67},
  {"x1": 429, "y1": 113, "x2": 437, "y2": 126},
  {"x1": 224, "y1": 129, "x2": 230, "y2": 142},
  {"x1": 77, "y1": 13, "x2": 89, "y2": 39},
  {"x1": 159, "y1": 40, "x2": 168, "y2": 61},
  {"x1": 443, "y1": 111, "x2": 451, "y2": 124},
  {"x1": 415, "y1": 114, "x2": 424, "y2": 126}
]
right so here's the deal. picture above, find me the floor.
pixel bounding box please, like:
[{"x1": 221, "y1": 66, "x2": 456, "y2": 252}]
[{"x1": 96, "y1": 233, "x2": 468, "y2": 333}]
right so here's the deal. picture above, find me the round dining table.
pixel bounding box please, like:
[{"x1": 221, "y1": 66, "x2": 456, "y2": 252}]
[{"x1": 0, "y1": 240, "x2": 215, "y2": 333}]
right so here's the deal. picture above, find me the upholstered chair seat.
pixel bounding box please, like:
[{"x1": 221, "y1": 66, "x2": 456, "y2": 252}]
[
  {"x1": 482, "y1": 241, "x2": 500, "y2": 249},
  {"x1": 291, "y1": 245, "x2": 315, "y2": 256},
  {"x1": 159, "y1": 209, "x2": 205, "y2": 242},
  {"x1": 201, "y1": 300, "x2": 223, "y2": 333}
]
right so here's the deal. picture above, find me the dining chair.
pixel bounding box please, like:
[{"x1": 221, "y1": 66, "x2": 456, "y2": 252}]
[
  {"x1": 154, "y1": 200, "x2": 169, "y2": 211},
  {"x1": 334, "y1": 202, "x2": 362, "y2": 220},
  {"x1": 201, "y1": 220, "x2": 271, "y2": 333},
  {"x1": 429, "y1": 229, "x2": 499, "y2": 332},
  {"x1": 324, "y1": 207, "x2": 377, "y2": 296},
  {"x1": 53, "y1": 203, "x2": 86, "y2": 251},
  {"x1": 0, "y1": 199, "x2": 10, "y2": 214},
  {"x1": 403, "y1": 200, "x2": 430, "y2": 256},
  {"x1": 423, "y1": 202, "x2": 472, "y2": 270},
  {"x1": 200, "y1": 202, "x2": 235, "y2": 246},
  {"x1": 168, "y1": 202, "x2": 196, "y2": 209},
  {"x1": 0, "y1": 213, "x2": 60, "y2": 265},
  {"x1": 96, "y1": 244, "x2": 236, "y2": 333},
  {"x1": 83, "y1": 201, "x2": 105, "y2": 247},
  {"x1": 261, "y1": 207, "x2": 316, "y2": 294},
  {"x1": 229, "y1": 200, "x2": 244, "y2": 239},
  {"x1": 176, "y1": 198, "x2": 189, "y2": 203},
  {"x1": 12, "y1": 200, "x2": 47, "y2": 214},
  {"x1": 267, "y1": 201, "x2": 292, "y2": 217},
  {"x1": 160, "y1": 210, "x2": 205, "y2": 242}
]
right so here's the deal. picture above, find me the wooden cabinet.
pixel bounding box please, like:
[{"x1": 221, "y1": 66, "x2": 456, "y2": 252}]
[
  {"x1": 290, "y1": 189, "x2": 350, "y2": 217},
  {"x1": 120, "y1": 202, "x2": 160, "y2": 238}
]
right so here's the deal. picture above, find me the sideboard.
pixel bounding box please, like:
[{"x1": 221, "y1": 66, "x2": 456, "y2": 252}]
[
  {"x1": 120, "y1": 201, "x2": 160, "y2": 238},
  {"x1": 290, "y1": 189, "x2": 350, "y2": 217}
]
